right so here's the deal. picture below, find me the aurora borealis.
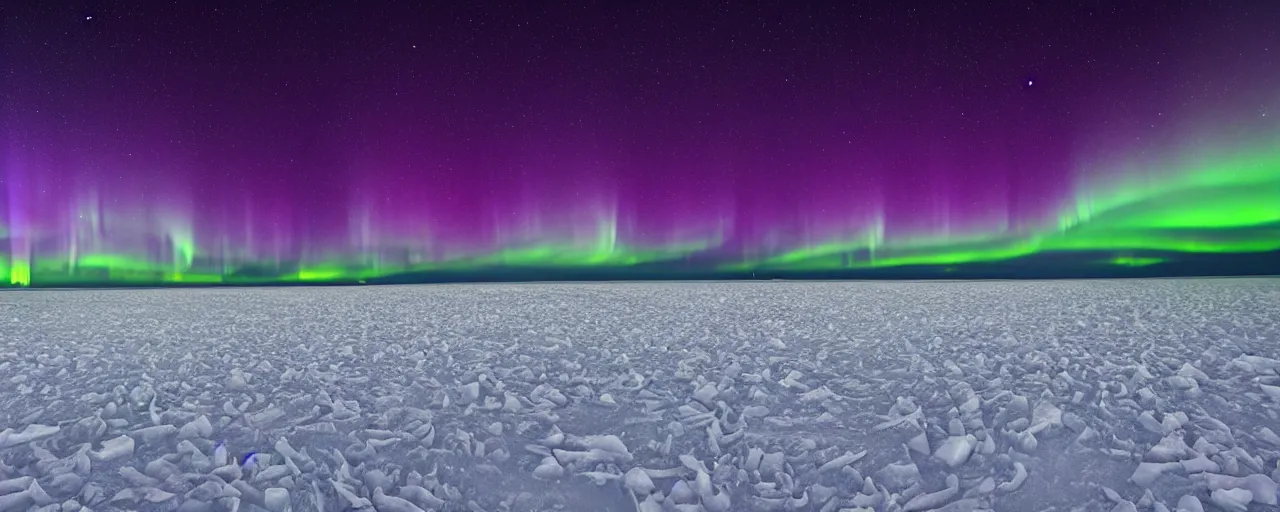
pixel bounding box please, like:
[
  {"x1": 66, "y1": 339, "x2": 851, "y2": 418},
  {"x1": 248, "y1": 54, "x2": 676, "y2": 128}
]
[{"x1": 2, "y1": 2, "x2": 1278, "y2": 286}]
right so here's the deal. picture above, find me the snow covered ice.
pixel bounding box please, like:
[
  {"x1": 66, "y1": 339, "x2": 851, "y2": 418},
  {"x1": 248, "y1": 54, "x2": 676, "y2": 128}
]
[{"x1": 2, "y1": 278, "x2": 1280, "y2": 511}]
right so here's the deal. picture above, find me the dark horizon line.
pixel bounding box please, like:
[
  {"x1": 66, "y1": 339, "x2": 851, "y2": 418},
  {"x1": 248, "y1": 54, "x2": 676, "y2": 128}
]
[{"x1": 5, "y1": 257, "x2": 1278, "y2": 289}]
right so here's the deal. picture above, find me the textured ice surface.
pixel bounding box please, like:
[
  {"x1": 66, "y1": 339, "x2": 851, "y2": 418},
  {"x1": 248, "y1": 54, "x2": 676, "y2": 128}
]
[{"x1": 2, "y1": 278, "x2": 1280, "y2": 511}]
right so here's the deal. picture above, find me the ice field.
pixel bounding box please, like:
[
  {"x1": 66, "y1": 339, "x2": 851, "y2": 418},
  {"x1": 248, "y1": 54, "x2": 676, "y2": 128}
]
[{"x1": 2, "y1": 279, "x2": 1280, "y2": 511}]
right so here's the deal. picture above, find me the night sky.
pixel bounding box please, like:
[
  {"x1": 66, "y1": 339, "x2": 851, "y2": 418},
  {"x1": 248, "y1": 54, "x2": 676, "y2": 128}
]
[{"x1": 3, "y1": 1, "x2": 1279, "y2": 285}]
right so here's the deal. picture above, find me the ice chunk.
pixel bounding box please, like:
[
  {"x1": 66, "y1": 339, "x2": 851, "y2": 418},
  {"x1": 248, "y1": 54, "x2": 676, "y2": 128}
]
[
  {"x1": 120, "y1": 467, "x2": 162, "y2": 488},
  {"x1": 1146, "y1": 432, "x2": 1193, "y2": 462},
  {"x1": 968, "y1": 476, "x2": 996, "y2": 497},
  {"x1": 1260, "y1": 384, "x2": 1280, "y2": 402},
  {"x1": 818, "y1": 450, "x2": 868, "y2": 473},
  {"x1": 1111, "y1": 501, "x2": 1138, "y2": 512},
  {"x1": 187, "y1": 481, "x2": 230, "y2": 501},
  {"x1": 1130, "y1": 462, "x2": 1180, "y2": 488},
  {"x1": 331, "y1": 480, "x2": 372, "y2": 509},
  {"x1": 68, "y1": 416, "x2": 107, "y2": 442},
  {"x1": 1016, "y1": 430, "x2": 1038, "y2": 452},
  {"x1": 1175, "y1": 495, "x2": 1204, "y2": 512},
  {"x1": 1176, "y1": 363, "x2": 1208, "y2": 382},
  {"x1": 90, "y1": 435, "x2": 135, "y2": 462},
  {"x1": 577, "y1": 471, "x2": 619, "y2": 486},
  {"x1": 532, "y1": 456, "x2": 564, "y2": 480},
  {"x1": 1192, "y1": 436, "x2": 1221, "y2": 456},
  {"x1": 226, "y1": 370, "x2": 249, "y2": 390},
  {"x1": 247, "y1": 407, "x2": 286, "y2": 428},
  {"x1": 211, "y1": 463, "x2": 242, "y2": 482},
  {"x1": 876, "y1": 461, "x2": 921, "y2": 490},
  {"x1": 579, "y1": 434, "x2": 632, "y2": 461},
  {"x1": 1166, "y1": 376, "x2": 1198, "y2": 391},
  {"x1": 530, "y1": 384, "x2": 567, "y2": 406},
  {"x1": 1256, "y1": 427, "x2": 1280, "y2": 447},
  {"x1": 692, "y1": 382, "x2": 719, "y2": 406},
  {"x1": 695, "y1": 470, "x2": 731, "y2": 512},
  {"x1": 28, "y1": 480, "x2": 55, "y2": 506},
  {"x1": 1007, "y1": 395, "x2": 1030, "y2": 417},
  {"x1": 178, "y1": 415, "x2": 213, "y2": 440},
  {"x1": 254, "y1": 465, "x2": 292, "y2": 483},
  {"x1": 372, "y1": 488, "x2": 426, "y2": 512},
  {"x1": 1231, "y1": 355, "x2": 1280, "y2": 374},
  {"x1": 934, "y1": 435, "x2": 976, "y2": 467},
  {"x1": 130, "y1": 425, "x2": 177, "y2": 446},
  {"x1": 1030, "y1": 400, "x2": 1063, "y2": 432},
  {"x1": 1161, "y1": 413, "x2": 1186, "y2": 433},
  {"x1": 624, "y1": 467, "x2": 655, "y2": 495},
  {"x1": 635, "y1": 493, "x2": 664, "y2": 512},
  {"x1": 908, "y1": 430, "x2": 931, "y2": 455},
  {"x1": 1137, "y1": 411, "x2": 1163, "y2": 434},
  {"x1": 1180, "y1": 454, "x2": 1220, "y2": 474},
  {"x1": 669, "y1": 480, "x2": 697, "y2": 504},
  {"x1": 997, "y1": 462, "x2": 1027, "y2": 493},
  {"x1": 744, "y1": 447, "x2": 764, "y2": 471},
  {"x1": 0, "y1": 490, "x2": 33, "y2": 511},
  {"x1": 800, "y1": 385, "x2": 836, "y2": 403},
  {"x1": 110, "y1": 487, "x2": 175, "y2": 505},
  {"x1": 145, "y1": 458, "x2": 180, "y2": 481},
  {"x1": 0, "y1": 424, "x2": 60, "y2": 448},
  {"x1": 1209, "y1": 488, "x2": 1251, "y2": 512},
  {"x1": 459, "y1": 382, "x2": 481, "y2": 404},
  {"x1": 1200, "y1": 473, "x2": 1278, "y2": 506},
  {"x1": 263, "y1": 488, "x2": 289, "y2": 512},
  {"x1": 756, "y1": 451, "x2": 784, "y2": 477},
  {"x1": 398, "y1": 485, "x2": 446, "y2": 510},
  {"x1": 978, "y1": 433, "x2": 996, "y2": 454},
  {"x1": 903, "y1": 474, "x2": 959, "y2": 511},
  {"x1": 46, "y1": 473, "x2": 84, "y2": 497},
  {"x1": 0, "y1": 476, "x2": 34, "y2": 495}
]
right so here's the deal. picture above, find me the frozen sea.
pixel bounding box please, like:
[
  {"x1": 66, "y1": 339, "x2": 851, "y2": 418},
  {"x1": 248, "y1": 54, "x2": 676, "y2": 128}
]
[{"x1": 2, "y1": 279, "x2": 1280, "y2": 512}]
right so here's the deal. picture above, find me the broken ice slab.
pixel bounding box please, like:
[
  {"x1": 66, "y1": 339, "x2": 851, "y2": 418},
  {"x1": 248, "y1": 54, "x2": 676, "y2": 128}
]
[
  {"x1": 1130, "y1": 462, "x2": 1181, "y2": 488},
  {"x1": 902, "y1": 474, "x2": 959, "y2": 512},
  {"x1": 817, "y1": 450, "x2": 868, "y2": 474},
  {"x1": 372, "y1": 488, "x2": 426, "y2": 512},
  {"x1": 130, "y1": 425, "x2": 178, "y2": 446},
  {"x1": 532, "y1": 456, "x2": 564, "y2": 480},
  {"x1": 1029, "y1": 400, "x2": 1063, "y2": 433},
  {"x1": 1209, "y1": 488, "x2": 1251, "y2": 512},
  {"x1": 1260, "y1": 383, "x2": 1280, "y2": 402},
  {"x1": 996, "y1": 462, "x2": 1028, "y2": 493},
  {"x1": 90, "y1": 435, "x2": 135, "y2": 462},
  {"x1": 1146, "y1": 432, "x2": 1194, "y2": 462},
  {"x1": 177, "y1": 415, "x2": 213, "y2": 439},
  {"x1": 0, "y1": 424, "x2": 60, "y2": 448},
  {"x1": 1230, "y1": 355, "x2": 1280, "y2": 375},
  {"x1": 1197, "y1": 473, "x2": 1279, "y2": 506}
]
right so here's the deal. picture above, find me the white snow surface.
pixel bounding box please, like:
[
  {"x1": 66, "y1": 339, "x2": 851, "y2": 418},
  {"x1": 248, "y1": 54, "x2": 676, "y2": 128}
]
[{"x1": 1, "y1": 278, "x2": 1280, "y2": 511}]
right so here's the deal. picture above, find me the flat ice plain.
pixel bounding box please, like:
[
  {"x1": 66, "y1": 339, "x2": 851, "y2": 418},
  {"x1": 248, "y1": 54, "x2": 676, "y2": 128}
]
[{"x1": 2, "y1": 279, "x2": 1280, "y2": 512}]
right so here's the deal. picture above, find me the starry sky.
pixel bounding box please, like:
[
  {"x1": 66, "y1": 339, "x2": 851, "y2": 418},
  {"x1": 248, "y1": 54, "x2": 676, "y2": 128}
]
[{"x1": 2, "y1": 1, "x2": 1279, "y2": 284}]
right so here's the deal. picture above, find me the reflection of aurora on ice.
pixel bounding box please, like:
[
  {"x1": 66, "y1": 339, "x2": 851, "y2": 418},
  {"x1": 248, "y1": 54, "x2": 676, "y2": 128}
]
[{"x1": 3, "y1": 139, "x2": 1279, "y2": 286}]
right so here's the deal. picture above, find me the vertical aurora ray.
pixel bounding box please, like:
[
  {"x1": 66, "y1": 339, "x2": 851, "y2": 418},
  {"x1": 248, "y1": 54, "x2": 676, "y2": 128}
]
[{"x1": 4, "y1": 139, "x2": 32, "y2": 286}]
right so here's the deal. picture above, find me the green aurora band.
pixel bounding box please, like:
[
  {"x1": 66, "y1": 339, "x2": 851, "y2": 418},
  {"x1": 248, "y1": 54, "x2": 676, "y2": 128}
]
[{"x1": 3, "y1": 138, "x2": 1279, "y2": 287}]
